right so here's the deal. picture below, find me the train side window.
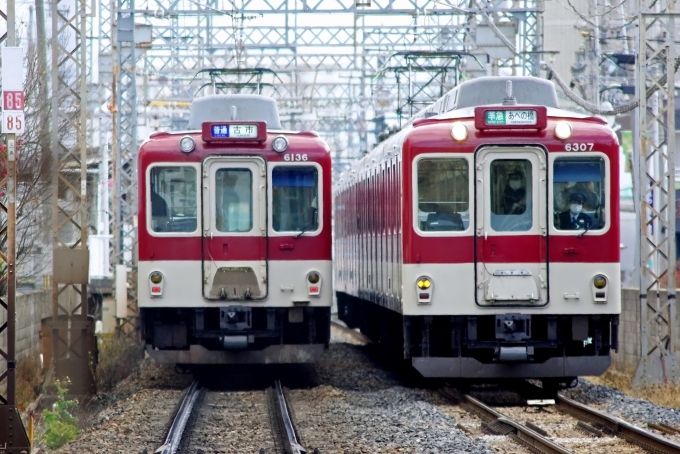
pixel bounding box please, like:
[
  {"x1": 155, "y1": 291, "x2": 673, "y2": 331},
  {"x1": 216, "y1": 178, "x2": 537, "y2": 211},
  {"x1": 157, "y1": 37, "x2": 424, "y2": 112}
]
[
  {"x1": 553, "y1": 157, "x2": 605, "y2": 231},
  {"x1": 490, "y1": 159, "x2": 533, "y2": 232},
  {"x1": 215, "y1": 169, "x2": 253, "y2": 232},
  {"x1": 149, "y1": 166, "x2": 197, "y2": 233},
  {"x1": 416, "y1": 158, "x2": 469, "y2": 232},
  {"x1": 272, "y1": 166, "x2": 319, "y2": 233}
]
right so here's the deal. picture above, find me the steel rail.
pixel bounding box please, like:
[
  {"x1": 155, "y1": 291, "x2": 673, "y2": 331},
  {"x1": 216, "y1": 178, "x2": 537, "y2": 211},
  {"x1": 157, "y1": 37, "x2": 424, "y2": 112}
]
[
  {"x1": 156, "y1": 381, "x2": 201, "y2": 454},
  {"x1": 555, "y1": 393, "x2": 680, "y2": 454},
  {"x1": 440, "y1": 385, "x2": 574, "y2": 454},
  {"x1": 273, "y1": 380, "x2": 308, "y2": 454}
]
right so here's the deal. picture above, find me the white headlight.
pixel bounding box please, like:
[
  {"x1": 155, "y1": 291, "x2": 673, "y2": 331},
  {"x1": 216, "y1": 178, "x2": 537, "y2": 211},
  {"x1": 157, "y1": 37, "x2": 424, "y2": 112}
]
[
  {"x1": 450, "y1": 123, "x2": 468, "y2": 142},
  {"x1": 273, "y1": 135, "x2": 289, "y2": 153},
  {"x1": 554, "y1": 121, "x2": 573, "y2": 140},
  {"x1": 179, "y1": 136, "x2": 195, "y2": 153}
]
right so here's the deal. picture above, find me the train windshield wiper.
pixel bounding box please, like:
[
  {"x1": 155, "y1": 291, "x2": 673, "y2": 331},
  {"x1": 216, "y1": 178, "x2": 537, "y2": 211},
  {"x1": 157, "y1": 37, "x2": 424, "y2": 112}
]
[
  {"x1": 578, "y1": 222, "x2": 591, "y2": 238},
  {"x1": 295, "y1": 223, "x2": 317, "y2": 238}
]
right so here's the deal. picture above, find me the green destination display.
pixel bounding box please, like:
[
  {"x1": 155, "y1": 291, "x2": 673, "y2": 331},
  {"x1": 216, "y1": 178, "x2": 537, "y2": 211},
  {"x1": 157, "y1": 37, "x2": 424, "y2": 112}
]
[{"x1": 485, "y1": 109, "x2": 537, "y2": 126}]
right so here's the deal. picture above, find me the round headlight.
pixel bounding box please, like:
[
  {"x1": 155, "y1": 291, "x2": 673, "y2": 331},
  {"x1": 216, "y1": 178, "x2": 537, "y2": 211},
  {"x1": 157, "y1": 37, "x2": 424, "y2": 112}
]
[
  {"x1": 593, "y1": 274, "x2": 607, "y2": 289},
  {"x1": 450, "y1": 123, "x2": 468, "y2": 142},
  {"x1": 150, "y1": 271, "x2": 163, "y2": 284},
  {"x1": 307, "y1": 272, "x2": 320, "y2": 284},
  {"x1": 417, "y1": 277, "x2": 431, "y2": 289},
  {"x1": 554, "y1": 121, "x2": 573, "y2": 140},
  {"x1": 273, "y1": 135, "x2": 289, "y2": 153},
  {"x1": 179, "y1": 136, "x2": 195, "y2": 153}
]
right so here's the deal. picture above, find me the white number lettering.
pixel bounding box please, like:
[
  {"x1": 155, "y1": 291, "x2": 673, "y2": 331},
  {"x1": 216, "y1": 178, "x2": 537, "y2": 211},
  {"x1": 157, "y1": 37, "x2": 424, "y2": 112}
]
[
  {"x1": 283, "y1": 153, "x2": 308, "y2": 161},
  {"x1": 14, "y1": 93, "x2": 24, "y2": 110},
  {"x1": 564, "y1": 143, "x2": 594, "y2": 152}
]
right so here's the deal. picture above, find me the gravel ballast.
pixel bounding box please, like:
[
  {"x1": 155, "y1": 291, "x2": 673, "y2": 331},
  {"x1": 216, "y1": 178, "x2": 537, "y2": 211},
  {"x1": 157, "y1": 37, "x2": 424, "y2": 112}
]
[
  {"x1": 563, "y1": 379, "x2": 680, "y2": 427},
  {"x1": 289, "y1": 340, "x2": 496, "y2": 454}
]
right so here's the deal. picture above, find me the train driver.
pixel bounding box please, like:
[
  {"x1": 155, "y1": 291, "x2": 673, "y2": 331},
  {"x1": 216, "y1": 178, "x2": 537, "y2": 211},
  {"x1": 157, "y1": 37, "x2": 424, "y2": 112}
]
[
  {"x1": 502, "y1": 171, "x2": 527, "y2": 215},
  {"x1": 150, "y1": 189, "x2": 169, "y2": 231},
  {"x1": 558, "y1": 192, "x2": 593, "y2": 230}
]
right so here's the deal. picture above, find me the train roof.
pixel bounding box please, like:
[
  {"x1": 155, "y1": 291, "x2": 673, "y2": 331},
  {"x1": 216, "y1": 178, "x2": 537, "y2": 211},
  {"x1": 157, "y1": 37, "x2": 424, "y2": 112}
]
[
  {"x1": 453, "y1": 76, "x2": 558, "y2": 109},
  {"x1": 337, "y1": 76, "x2": 615, "y2": 186},
  {"x1": 139, "y1": 93, "x2": 331, "y2": 159},
  {"x1": 187, "y1": 94, "x2": 282, "y2": 130}
]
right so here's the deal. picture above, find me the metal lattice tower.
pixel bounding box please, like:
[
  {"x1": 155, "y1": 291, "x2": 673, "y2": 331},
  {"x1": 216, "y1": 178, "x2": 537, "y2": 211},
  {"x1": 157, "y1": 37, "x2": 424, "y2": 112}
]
[
  {"x1": 517, "y1": 0, "x2": 544, "y2": 76},
  {"x1": 49, "y1": 0, "x2": 95, "y2": 394},
  {"x1": 634, "y1": 0, "x2": 680, "y2": 386},
  {"x1": 114, "y1": 0, "x2": 139, "y2": 336}
]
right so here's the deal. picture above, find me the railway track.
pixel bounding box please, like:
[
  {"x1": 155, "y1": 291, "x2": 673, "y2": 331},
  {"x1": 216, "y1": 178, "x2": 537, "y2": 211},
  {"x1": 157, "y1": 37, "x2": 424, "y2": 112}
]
[
  {"x1": 441, "y1": 383, "x2": 680, "y2": 454},
  {"x1": 155, "y1": 379, "x2": 312, "y2": 454},
  {"x1": 554, "y1": 390, "x2": 680, "y2": 453}
]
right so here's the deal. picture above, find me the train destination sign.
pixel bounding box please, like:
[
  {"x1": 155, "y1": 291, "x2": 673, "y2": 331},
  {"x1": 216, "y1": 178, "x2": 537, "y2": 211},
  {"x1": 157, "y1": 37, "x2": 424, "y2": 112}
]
[
  {"x1": 201, "y1": 121, "x2": 267, "y2": 143},
  {"x1": 485, "y1": 109, "x2": 537, "y2": 126},
  {"x1": 474, "y1": 105, "x2": 547, "y2": 131},
  {"x1": 211, "y1": 123, "x2": 258, "y2": 139}
]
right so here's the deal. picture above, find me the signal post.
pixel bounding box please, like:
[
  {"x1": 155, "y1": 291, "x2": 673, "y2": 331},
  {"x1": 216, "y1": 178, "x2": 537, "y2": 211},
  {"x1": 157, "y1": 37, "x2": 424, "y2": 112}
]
[{"x1": 0, "y1": 0, "x2": 31, "y2": 450}]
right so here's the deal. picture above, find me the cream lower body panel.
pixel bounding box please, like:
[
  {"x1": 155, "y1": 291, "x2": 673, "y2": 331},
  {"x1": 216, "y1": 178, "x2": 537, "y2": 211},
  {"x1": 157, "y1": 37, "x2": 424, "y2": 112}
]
[
  {"x1": 401, "y1": 262, "x2": 621, "y2": 315},
  {"x1": 138, "y1": 260, "x2": 332, "y2": 308}
]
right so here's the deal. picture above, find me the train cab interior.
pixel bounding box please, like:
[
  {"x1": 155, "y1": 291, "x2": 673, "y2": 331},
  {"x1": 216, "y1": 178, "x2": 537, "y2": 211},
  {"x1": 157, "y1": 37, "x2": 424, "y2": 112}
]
[{"x1": 552, "y1": 157, "x2": 606, "y2": 231}]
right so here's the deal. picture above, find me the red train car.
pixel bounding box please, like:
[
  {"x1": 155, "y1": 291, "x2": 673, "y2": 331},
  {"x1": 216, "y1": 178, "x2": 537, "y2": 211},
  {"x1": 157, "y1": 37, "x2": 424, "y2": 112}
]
[
  {"x1": 334, "y1": 76, "x2": 620, "y2": 389},
  {"x1": 137, "y1": 94, "x2": 332, "y2": 365}
]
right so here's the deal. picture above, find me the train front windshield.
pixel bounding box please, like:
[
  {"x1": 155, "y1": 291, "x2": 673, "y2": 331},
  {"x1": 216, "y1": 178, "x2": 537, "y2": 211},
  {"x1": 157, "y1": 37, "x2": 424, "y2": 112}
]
[
  {"x1": 553, "y1": 157, "x2": 606, "y2": 231},
  {"x1": 149, "y1": 166, "x2": 198, "y2": 233}
]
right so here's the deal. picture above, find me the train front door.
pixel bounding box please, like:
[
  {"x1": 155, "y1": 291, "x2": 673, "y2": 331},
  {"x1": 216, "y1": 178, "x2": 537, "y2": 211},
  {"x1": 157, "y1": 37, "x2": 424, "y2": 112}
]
[
  {"x1": 201, "y1": 156, "x2": 268, "y2": 301},
  {"x1": 474, "y1": 147, "x2": 548, "y2": 306}
]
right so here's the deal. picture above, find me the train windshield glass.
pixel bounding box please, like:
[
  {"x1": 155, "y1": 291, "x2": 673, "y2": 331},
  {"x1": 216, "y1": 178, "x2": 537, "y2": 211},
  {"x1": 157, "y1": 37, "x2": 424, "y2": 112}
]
[
  {"x1": 553, "y1": 157, "x2": 605, "y2": 231},
  {"x1": 215, "y1": 169, "x2": 253, "y2": 232},
  {"x1": 149, "y1": 166, "x2": 198, "y2": 233},
  {"x1": 272, "y1": 166, "x2": 319, "y2": 233},
  {"x1": 416, "y1": 158, "x2": 469, "y2": 232},
  {"x1": 490, "y1": 159, "x2": 533, "y2": 232}
]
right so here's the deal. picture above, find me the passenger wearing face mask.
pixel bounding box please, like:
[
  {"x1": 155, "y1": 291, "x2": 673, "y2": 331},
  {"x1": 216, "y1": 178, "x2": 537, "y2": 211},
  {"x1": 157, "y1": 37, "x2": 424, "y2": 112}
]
[
  {"x1": 502, "y1": 172, "x2": 527, "y2": 214},
  {"x1": 558, "y1": 192, "x2": 593, "y2": 230}
]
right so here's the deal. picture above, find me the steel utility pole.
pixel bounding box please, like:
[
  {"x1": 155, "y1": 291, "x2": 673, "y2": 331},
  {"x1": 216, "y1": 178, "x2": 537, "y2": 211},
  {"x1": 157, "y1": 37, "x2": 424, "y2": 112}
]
[
  {"x1": 0, "y1": 0, "x2": 31, "y2": 451},
  {"x1": 634, "y1": 0, "x2": 680, "y2": 386}
]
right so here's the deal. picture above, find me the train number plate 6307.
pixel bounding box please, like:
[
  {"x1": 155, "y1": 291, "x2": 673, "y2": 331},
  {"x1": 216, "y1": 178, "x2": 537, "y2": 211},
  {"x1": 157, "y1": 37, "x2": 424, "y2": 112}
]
[{"x1": 564, "y1": 143, "x2": 594, "y2": 151}]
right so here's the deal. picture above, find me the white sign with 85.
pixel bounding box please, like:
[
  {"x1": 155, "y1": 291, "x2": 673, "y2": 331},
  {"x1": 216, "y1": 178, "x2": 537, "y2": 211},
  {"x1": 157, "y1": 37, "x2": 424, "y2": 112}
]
[{"x1": 1, "y1": 47, "x2": 26, "y2": 134}]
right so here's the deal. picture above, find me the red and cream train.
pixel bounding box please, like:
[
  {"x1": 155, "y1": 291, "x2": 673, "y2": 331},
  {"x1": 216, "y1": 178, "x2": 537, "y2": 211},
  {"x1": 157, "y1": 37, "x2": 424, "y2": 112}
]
[
  {"x1": 334, "y1": 76, "x2": 620, "y2": 388},
  {"x1": 137, "y1": 94, "x2": 332, "y2": 365}
]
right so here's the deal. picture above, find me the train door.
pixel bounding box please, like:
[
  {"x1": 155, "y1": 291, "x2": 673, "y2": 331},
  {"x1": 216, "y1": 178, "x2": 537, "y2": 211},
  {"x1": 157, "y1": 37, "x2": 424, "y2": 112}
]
[
  {"x1": 474, "y1": 147, "x2": 548, "y2": 306},
  {"x1": 201, "y1": 156, "x2": 268, "y2": 300}
]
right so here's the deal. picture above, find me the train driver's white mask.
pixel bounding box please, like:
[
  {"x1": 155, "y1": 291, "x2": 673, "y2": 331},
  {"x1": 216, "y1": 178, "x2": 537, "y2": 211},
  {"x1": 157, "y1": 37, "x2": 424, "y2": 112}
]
[
  {"x1": 570, "y1": 203, "x2": 583, "y2": 215},
  {"x1": 509, "y1": 179, "x2": 521, "y2": 190}
]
